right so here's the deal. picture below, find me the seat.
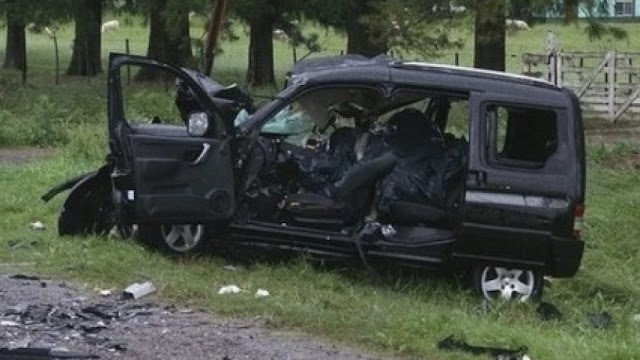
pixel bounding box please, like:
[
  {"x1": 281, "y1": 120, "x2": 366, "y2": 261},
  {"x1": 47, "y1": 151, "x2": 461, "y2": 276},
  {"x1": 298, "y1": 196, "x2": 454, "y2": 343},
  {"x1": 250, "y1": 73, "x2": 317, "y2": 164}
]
[
  {"x1": 285, "y1": 152, "x2": 397, "y2": 225},
  {"x1": 283, "y1": 108, "x2": 428, "y2": 226}
]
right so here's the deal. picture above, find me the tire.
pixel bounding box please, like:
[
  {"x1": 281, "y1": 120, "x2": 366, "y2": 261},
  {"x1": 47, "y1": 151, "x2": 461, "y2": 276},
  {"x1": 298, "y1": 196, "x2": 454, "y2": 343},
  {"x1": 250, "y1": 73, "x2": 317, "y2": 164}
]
[
  {"x1": 472, "y1": 266, "x2": 543, "y2": 302},
  {"x1": 138, "y1": 223, "x2": 207, "y2": 256}
]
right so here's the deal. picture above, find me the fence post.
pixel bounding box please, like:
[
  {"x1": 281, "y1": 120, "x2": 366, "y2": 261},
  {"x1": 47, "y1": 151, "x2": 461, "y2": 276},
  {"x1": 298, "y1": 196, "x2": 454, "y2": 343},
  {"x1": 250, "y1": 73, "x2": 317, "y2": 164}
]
[
  {"x1": 125, "y1": 38, "x2": 131, "y2": 85},
  {"x1": 608, "y1": 50, "x2": 616, "y2": 120},
  {"x1": 53, "y1": 34, "x2": 60, "y2": 85},
  {"x1": 556, "y1": 52, "x2": 563, "y2": 87},
  {"x1": 549, "y1": 52, "x2": 556, "y2": 85},
  {"x1": 22, "y1": 45, "x2": 27, "y2": 86},
  {"x1": 85, "y1": 40, "x2": 90, "y2": 83},
  {"x1": 292, "y1": 46, "x2": 298, "y2": 64},
  {"x1": 454, "y1": 52, "x2": 459, "y2": 66}
]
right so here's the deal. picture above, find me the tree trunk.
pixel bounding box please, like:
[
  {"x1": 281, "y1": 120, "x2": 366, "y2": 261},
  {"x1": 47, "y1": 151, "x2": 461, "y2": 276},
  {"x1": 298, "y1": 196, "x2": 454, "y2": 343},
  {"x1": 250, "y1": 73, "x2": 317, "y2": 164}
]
[
  {"x1": 67, "y1": 0, "x2": 102, "y2": 76},
  {"x1": 136, "y1": 0, "x2": 194, "y2": 81},
  {"x1": 474, "y1": 0, "x2": 506, "y2": 71},
  {"x1": 3, "y1": 14, "x2": 26, "y2": 70},
  {"x1": 346, "y1": 0, "x2": 387, "y2": 57},
  {"x1": 564, "y1": 0, "x2": 579, "y2": 24},
  {"x1": 510, "y1": 0, "x2": 533, "y2": 24},
  {"x1": 203, "y1": 0, "x2": 229, "y2": 76},
  {"x1": 246, "y1": 13, "x2": 275, "y2": 87}
]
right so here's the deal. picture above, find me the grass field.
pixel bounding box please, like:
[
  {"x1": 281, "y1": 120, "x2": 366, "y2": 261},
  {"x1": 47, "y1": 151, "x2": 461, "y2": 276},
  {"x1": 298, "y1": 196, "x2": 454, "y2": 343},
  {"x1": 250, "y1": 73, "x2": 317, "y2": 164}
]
[{"x1": 1, "y1": 16, "x2": 640, "y2": 359}]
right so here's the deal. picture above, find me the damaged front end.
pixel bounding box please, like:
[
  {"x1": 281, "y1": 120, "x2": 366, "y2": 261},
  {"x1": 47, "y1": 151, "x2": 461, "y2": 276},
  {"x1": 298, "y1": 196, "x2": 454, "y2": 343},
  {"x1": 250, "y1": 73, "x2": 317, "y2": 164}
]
[{"x1": 42, "y1": 161, "x2": 116, "y2": 236}]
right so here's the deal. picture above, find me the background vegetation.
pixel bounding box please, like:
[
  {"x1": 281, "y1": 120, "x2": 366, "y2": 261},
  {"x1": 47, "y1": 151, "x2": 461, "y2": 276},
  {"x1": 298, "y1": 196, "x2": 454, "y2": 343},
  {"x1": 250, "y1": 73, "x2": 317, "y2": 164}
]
[{"x1": 1, "y1": 7, "x2": 640, "y2": 360}]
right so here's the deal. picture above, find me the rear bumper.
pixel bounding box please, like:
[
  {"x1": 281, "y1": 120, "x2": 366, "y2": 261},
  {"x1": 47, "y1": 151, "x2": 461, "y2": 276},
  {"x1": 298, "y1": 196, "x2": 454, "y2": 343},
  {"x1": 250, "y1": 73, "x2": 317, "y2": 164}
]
[{"x1": 549, "y1": 237, "x2": 584, "y2": 277}]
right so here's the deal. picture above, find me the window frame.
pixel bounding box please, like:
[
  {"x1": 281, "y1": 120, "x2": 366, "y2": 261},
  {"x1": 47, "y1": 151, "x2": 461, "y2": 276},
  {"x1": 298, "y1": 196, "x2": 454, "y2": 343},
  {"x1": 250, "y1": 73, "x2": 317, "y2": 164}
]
[
  {"x1": 614, "y1": 0, "x2": 634, "y2": 16},
  {"x1": 484, "y1": 102, "x2": 560, "y2": 170}
]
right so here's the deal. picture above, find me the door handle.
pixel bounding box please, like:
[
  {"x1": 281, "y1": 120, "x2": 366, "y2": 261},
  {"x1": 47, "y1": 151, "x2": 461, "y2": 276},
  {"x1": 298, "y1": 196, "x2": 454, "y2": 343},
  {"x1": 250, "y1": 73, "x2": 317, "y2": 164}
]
[{"x1": 190, "y1": 143, "x2": 211, "y2": 166}]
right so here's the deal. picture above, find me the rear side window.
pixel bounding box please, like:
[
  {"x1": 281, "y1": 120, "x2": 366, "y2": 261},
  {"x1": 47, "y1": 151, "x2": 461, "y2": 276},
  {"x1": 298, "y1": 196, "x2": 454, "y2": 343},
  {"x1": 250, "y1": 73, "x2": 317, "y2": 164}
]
[{"x1": 487, "y1": 104, "x2": 558, "y2": 169}]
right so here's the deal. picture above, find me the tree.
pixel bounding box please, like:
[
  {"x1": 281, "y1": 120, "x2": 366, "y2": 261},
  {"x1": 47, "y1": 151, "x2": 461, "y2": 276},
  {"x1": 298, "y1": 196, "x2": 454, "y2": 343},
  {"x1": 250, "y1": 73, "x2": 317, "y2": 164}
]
[
  {"x1": 2, "y1": 0, "x2": 26, "y2": 71},
  {"x1": 473, "y1": 0, "x2": 505, "y2": 71},
  {"x1": 1, "y1": 0, "x2": 68, "y2": 72},
  {"x1": 361, "y1": 0, "x2": 464, "y2": 59},
  {"x1": 202, "y1": 0, "x2": 229, "y2": 76},
  {"x1": 135, "y1": 0, "x2": 196, "y2": 81},
  {"x1": 346, "y1": 0, "x2": 387, "y2": 57},
  {"x1": 67, "y1": 0, "x2": 102, "y2": 76},
  {"x1": 232, "y1": 0, "x2": 297, "y2": 87},
  {"x1": 564, "y1": 0, "x2": 579, "y2": 23}
]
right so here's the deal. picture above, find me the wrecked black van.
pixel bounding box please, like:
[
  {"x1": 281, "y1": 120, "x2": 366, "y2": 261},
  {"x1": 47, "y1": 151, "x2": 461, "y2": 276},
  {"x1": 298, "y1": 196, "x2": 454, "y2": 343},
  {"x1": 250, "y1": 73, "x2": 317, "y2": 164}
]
[{"x1": 44, "y1": 53, "x2": 586, "y2": 302}]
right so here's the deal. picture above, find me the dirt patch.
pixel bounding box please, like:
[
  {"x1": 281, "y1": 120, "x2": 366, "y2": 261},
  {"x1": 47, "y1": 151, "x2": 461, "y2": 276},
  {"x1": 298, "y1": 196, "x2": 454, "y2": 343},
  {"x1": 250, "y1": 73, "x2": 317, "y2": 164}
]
[
  {"x1": 0, "y1": 274, "x2": 396, "y2": 360},
  {"x1": 0, "y1": 147, "x2": 55, "y2": 166}
]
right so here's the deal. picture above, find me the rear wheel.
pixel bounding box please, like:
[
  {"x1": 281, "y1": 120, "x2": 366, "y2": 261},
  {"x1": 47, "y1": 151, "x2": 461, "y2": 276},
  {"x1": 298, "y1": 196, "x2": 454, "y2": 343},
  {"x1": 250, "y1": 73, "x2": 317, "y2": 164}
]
[
  {"x1": 138, "y1": 224, "x2": 207, "y2": 256},
  {"x1": 472, "y1": 266, "x2": 542, "y2": 302}
]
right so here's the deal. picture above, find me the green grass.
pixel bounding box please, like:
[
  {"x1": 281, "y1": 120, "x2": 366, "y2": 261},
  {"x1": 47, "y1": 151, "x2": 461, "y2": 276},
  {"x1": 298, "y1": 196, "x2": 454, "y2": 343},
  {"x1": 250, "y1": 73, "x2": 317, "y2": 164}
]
[
  {"x1": 1, "y1": 138, "x2": 640, "y2": 359},
  {"x1": 2, "y1": 16, "x2": 640, "y2": 360}
]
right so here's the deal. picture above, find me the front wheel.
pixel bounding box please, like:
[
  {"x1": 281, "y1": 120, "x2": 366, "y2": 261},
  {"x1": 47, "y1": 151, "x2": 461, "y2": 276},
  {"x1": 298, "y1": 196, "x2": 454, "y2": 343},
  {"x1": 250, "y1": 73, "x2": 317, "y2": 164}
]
[
  {"x1": 472, "y1": 266, "x2": 542, "y2": 302},
  {"x1": 138, "y1": 224, "x2": 207, "y2": 256}
]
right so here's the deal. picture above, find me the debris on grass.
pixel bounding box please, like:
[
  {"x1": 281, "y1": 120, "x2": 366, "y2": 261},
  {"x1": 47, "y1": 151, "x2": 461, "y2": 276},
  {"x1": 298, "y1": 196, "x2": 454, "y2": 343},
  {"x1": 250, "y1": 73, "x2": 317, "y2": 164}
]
[
  {"x1": 122, "y1": 282, "x2": 156, "y2": 299},
  {"x1": 632, "y1": 314, "x2": 640, "y2": 324},
  {"x1": 587, "y1": 311, "x2": 614, "y2": 329},
  {"x1": 218, "y1": 285, "x2": 241, "y2": 295},
  {"x1": 437, "y1": 335, "x2": 528, "y2": 359},
  {"x1": 95, "y1": 288, "x2": 113, "y2": 297},
  {"x1": 254, "y1": 289, "x2": 270, "y2": 298},
  {"x1": 9, "y1": 274, "x2": 41, "y2": 281},
  {"x1": 29, "y1": 221, "x2": 45, "y2": 230},
  {"x1": 223, "y1": 264, "x2": 243, "y2": 272},
  {"x1": 536, "y1": 302, "x2": 562, "y2": 321}
]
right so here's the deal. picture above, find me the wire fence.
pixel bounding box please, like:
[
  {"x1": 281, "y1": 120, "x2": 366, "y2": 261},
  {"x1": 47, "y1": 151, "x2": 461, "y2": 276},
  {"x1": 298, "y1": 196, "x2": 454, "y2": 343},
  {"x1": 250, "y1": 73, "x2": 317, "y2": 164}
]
[{"x1": 0, "y1": 32, "x2": 522, "y2": 87}]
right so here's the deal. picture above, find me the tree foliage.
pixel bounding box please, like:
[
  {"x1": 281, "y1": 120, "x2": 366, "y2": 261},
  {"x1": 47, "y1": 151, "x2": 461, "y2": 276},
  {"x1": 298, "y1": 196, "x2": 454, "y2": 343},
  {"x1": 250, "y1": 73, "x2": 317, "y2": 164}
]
[{"x1": 361, "y1": 0, "x2": 465, "y2": 59}]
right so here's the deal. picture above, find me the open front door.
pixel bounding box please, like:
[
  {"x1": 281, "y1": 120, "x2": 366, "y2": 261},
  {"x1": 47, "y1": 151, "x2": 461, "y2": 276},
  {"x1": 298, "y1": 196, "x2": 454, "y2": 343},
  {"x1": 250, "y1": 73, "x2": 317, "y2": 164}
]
[{"x1": 108, "y1": 53, "x2": 235, "y2": 224}]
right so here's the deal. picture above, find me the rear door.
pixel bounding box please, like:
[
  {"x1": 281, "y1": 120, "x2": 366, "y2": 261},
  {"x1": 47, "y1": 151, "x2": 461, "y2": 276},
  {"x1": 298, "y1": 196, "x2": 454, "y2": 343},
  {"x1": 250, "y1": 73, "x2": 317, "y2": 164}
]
[
  {"x1": 108, "y1": 54, "x2": 235, "y2": 223},
  {"x1": 455, "y1": 91, "x2": 574, "y2": 270}
]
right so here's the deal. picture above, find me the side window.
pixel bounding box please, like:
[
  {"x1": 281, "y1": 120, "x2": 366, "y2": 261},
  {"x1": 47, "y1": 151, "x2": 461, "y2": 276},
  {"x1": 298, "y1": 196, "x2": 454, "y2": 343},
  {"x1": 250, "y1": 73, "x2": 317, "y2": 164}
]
[
  {"x1": 487, "y1": 104, "x2": 558, "y2": 168},
  {"x1": 120, "y1": 64, "x2": 202, "y2": 128},
  {"x1": 444, "y1": 99, "x2": 470, "y2": 139},
  {"x1": 380, "y1": 91, "x2": 470, "y2": 142}
]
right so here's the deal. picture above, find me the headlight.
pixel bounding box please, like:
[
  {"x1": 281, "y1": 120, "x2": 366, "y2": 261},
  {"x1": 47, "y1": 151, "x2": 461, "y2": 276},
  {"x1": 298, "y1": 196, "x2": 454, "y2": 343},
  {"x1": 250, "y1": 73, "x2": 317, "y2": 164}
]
[{"x1": 187, "y1": 112, "x2": 209, "y2": 137}]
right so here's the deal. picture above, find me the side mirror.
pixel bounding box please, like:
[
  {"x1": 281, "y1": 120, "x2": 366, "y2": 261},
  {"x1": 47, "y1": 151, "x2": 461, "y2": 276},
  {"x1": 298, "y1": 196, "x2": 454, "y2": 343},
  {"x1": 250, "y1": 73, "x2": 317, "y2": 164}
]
[{"x1": 187, "y1": 112, "x2": 210, "y2": 137}]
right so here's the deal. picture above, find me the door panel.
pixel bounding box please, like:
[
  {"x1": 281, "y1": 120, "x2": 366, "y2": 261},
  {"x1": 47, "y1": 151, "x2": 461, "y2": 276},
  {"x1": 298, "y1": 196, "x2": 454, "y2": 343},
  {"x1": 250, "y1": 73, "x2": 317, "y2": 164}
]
[
  {"x1": 130, "y1": 134, "x2": 234, "y2": 222},
  {"x1": 454, "y1": 92, "x2": 572, "y2": 270},
  {"x1": 107, "y1": 54, "x2": 237, "y2": 224}
]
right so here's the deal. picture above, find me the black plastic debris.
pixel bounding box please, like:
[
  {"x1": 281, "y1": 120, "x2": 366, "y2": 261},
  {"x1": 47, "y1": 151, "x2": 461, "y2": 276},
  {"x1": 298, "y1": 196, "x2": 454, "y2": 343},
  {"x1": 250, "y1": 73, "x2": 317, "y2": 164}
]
[
  {"x1": 0, "y1": 347, "x2": 99, "y2": 359},
  {"x1": 9, "y1": 274, "x2": 41, "y2": 281},
  {"x1": 536, "y1": 302, "x2": 562, "y2": 321},
  {"x1": 21, "y1": 305, "x2": 54, "y2": 323},
  {"x1": 438, "y1": 335, "x2": 527, "y2": 359},
  {"x1": 81, "y1": 305, "x2": 117, "y2": 321},
  {"x1": 587, "y1": 311, "x2": 614, "y2": 329}
]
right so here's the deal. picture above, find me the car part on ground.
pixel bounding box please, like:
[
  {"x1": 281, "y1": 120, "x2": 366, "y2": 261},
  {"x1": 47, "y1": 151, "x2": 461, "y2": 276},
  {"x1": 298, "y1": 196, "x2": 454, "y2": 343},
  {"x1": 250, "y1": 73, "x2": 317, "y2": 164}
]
[
  {"x1": 437, "y1": 335, "x2": 529, "y2": 359},
  {"x1": 536, "y1": 301, "x2": 563, "y2": 321},
  {"x1": 138, "y1": 223, "x2": 207, "y2": 255},
  {"x1": 472, "y1": 266, "x2": 543, "y2": 302}
]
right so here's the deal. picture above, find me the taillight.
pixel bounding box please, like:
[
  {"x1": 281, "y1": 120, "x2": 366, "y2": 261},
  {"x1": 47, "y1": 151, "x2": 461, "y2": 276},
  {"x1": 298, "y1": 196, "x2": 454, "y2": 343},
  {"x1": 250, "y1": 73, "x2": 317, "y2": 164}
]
[{"x1": 572, "y1": 203, "x2": 585, "y2": 238}]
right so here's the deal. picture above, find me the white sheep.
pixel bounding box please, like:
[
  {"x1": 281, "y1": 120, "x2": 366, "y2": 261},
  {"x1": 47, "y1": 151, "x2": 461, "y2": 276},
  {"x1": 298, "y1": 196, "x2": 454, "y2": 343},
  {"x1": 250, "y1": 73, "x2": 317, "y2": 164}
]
[
  {"x1": 101, "y1": 20, "x2": 120, "y2": 33},
  {"x1": 273, "y1": 29, "x2": 289, "y2": 42},
  {"x1": 506, "y1": 19, "x2": 530, "y2": 31},
  {"x1": 44, "y1": 27, "x2": 55, "y2": 38}
]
